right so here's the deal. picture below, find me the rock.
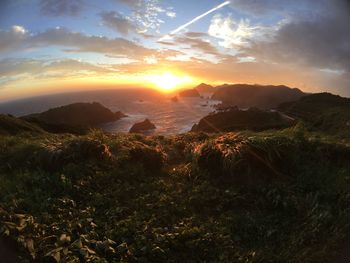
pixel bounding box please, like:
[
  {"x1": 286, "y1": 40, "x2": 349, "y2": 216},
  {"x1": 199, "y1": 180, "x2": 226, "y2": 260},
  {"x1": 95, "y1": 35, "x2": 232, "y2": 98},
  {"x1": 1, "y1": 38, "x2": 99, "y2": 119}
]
[
  {"x1": 129, "y1": 119, "x2": 156, "y2": 133},
  {"x1": 179, "y1": 89, "x2": 200, "y2": 97},
  {"x1": 170, "y1": 96, "x2": 179, "y2": 102}
]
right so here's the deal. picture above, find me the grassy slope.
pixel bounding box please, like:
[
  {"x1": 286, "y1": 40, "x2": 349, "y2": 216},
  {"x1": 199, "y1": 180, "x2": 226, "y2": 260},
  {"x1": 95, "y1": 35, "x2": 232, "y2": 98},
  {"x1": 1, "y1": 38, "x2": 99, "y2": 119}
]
[
  {"x1": 0, "y1": 114, "x2": 45, "y2": 135},
  {"x1": 1, "y1": 129, "x2": 350, "y2": 262},
  {"x1": 278, "y1": 93, "x2": 350, "y2": 137}
]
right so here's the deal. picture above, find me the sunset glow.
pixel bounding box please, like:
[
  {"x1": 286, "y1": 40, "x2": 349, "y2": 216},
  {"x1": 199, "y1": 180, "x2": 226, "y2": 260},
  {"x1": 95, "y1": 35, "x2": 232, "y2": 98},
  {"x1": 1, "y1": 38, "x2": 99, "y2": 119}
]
[
  {"x1": 148, "y1": 72, "x2": 193, "y2": 92},
  {"x1": 0, "y1": 0, "x2": 349, "y2": 101}
]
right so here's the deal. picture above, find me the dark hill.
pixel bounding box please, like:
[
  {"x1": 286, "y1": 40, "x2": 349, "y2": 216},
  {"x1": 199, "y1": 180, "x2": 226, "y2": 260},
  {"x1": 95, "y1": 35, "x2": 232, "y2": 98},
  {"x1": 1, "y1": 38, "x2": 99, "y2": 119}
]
[
  {"x1": 179, "y1": 89, "x2": 200, "y2": 97},
  {"x1": 191, "y1": 107, "x2": 295, "y2": 133},
  {"x1": 195, "y1": 83, "x2": 215, "y2": 93},
  {"x1": 23, "y1": 102, "x2": 124, "y2": 126},
  {"x1": 22, "y1": 102, "x2": 125, "y2": 134},
  {"x1": 212, "y1": 84, "x2": 305, "y2": 109},
  {"x1": 0, "y1": 114, "x2": 44, "y2": 135},
  {"x1": 278, "y1": 92, "x2": 350, "y2": 134}
]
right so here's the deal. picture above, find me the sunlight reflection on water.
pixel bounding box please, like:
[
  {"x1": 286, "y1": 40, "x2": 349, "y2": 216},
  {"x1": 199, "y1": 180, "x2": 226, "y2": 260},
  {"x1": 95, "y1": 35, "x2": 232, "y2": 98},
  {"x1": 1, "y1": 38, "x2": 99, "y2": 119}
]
[
  {"x1": 101, "y1": 96, "x2": 219, "y2": 135},
  {"x1": 0, "y1": 89, "x2": 219, "y2": 135}
]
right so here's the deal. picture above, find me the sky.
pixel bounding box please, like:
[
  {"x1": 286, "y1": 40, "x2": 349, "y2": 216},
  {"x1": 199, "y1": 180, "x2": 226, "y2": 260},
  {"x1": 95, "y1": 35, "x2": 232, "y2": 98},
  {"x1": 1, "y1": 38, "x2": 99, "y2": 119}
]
[{"x1": 0, "y1": 0, "x2": 350, "y2": 102}]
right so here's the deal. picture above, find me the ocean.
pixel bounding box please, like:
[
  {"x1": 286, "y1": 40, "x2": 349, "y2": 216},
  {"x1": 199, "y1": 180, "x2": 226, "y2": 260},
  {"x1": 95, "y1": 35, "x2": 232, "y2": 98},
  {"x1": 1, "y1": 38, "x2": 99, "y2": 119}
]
[{"x1": 0, "y1": 89, "x2": 219, "y2": 135}]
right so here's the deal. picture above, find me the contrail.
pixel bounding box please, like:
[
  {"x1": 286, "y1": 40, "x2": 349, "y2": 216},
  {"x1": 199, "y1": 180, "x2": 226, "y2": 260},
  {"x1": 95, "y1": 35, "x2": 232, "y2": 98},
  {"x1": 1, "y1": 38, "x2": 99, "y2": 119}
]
[{"x1": 159, "y1": 1, "x2": 230, "y2": 41}]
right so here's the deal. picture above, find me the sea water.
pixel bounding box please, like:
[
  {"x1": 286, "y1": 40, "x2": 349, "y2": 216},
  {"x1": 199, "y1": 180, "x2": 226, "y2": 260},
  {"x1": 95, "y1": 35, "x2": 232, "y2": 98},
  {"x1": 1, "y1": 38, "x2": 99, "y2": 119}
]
[{"x1": 0, "y1": 89, "x2": 219, "y2": 135}]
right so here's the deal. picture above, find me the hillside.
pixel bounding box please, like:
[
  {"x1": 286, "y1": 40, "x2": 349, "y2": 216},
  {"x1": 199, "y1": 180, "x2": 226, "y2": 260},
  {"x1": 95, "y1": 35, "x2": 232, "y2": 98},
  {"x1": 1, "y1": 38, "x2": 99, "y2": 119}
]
[
  {"x1": 278, "y1": 92, "x2": 350, "y2": 135},
  {"x1": 22, "y1": 102, "x2": 125, "y2": 134},
  {"x1": 212, "y1": 84, "x2": 305, "y2": 109},
  {"x1": 1, "y1": 130, "x2": 350, "y2": 262},
  {"x1": 191, "y1": 107, "x2": 295, "y2": 132},
  {"x1": 0, "y1": 114, "x2": 45, "y2": 135}
]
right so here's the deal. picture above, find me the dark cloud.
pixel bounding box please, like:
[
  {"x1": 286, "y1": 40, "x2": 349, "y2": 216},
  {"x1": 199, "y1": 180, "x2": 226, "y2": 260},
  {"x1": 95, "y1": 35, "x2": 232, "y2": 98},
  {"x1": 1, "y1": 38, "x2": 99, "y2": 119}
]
[
  {"x1": 0, "y1": 27, "x2": 153, "y2": 59},
  {"x1": 0, "y1": 26, "x2": 27, "y2": 53},
  {"x1": 115, "y1": 0, "x2": 143, "y2": 8},
  {"x1": 100, "y1": 11, "x2": 138, "y2": 35},
  {"x1": 174, "y1": 36, "x2": 220, "y2": 56},
  {"x1": 243, "y1": 0, "x2": 350, "y2": 71},
  {"x1": 226, "y1": 0, "x2": 350, "y2": 94},
  {"x1": 40, "y1": 0, "x2": 83, "y2": 16},
  {"x1": 184, "y1": 32, "x2": 208, "y2": 38}
]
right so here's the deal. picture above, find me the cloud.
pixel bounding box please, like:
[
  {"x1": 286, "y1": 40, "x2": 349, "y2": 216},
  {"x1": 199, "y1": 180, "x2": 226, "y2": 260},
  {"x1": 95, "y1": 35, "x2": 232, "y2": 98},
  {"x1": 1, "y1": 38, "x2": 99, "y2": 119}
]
[
  {"x1": 222, "y1": 0, "x2": 350, "y2": 94},
  {"x1": 33, "y1": 28, "x2": 153, "y2": 58},
  {"x1": 166, "y1": 11, "x2": 176, "y2": 18},
  {"x1": 100, "y1": 11, "x2": 138, "y2": 35},
  {"x1": 173, "y1": 35, "x2": 221, "y2": 56},
  {"x1": 39, "y1": 0, "x2": 83, "y2": 16},
  {"x1": 115, "y1": 0, "x2": 175, "y2": 33},
  {"x1": 0, "y1": 58, "x2": 116, "y2": 86},
  {"x1": 115, "y1": 0, "x2": 143, "y2": 8},
  {"x1": 159, "y1": 1, "x2": 230, "y2": 41},
  {"x1": 208, "y1": 15, "x2": 256, "y2": 48},
  {"x1": 243, "y1": 1, "x2": 350, "y2": 72},
  {"x1": 0, "y1": 26, "x2": 153, "y2": 59},
  {"x1": 0, "y1": 25, "x2": 28, "y2": 53},
  {"x1": 184, "y1": 32, "x2": 208, "y2": 38}
]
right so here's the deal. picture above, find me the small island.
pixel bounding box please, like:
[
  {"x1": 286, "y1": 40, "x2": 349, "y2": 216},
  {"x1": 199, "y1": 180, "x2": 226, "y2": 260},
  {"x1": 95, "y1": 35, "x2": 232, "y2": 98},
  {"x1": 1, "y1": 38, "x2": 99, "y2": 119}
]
[
  {"x1": 170, "y1": 96, "x2": 179, "y2": 102},
  {"x1": 129, "y1": 119, "x2": 156, "y2": 133},
  {"x1": 179, "y1": 89, "x2": 200, "y2": 97},
  {"x1": 21, "y1": 102, "x2": 126, "y2": 134}
]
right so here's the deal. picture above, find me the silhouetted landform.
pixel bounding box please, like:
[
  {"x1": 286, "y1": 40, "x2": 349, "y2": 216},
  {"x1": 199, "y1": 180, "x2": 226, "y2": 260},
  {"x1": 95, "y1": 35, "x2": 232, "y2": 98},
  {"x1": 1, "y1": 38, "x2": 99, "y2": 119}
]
[
  {"x1": 0, "y1": 114, "x2": 45, "y2": 135},
  {"x1": 170, "y1": 96, "x2": 179, "y2": 102},
  {"x1": 129, "y1": 119, "x2": 156, "y2": 133},
  {"x1": 212, "y1": 84, "x2": 305, "y2": 109},
  {"x1": 191, "y1": 107, "x2": 295, "y2": 132},
  {"x1": 179, "y1": 89, "x2": 200, "y2": 97},
  {"x1": 278, "y1": 92, "x2": 350, "y2": 134},
  {"x1": 22, "y1": 102, "x2": 125, "y2": 134},
  {"x1": 195, "y1": 83, "x2": 215, "y2": 93}
]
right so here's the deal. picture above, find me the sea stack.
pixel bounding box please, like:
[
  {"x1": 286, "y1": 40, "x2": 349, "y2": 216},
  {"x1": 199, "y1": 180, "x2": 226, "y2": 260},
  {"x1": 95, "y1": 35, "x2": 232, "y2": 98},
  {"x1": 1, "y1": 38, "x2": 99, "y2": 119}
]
[{"x1": 129, "y1": 119, "x2": 156, "y2": 133}]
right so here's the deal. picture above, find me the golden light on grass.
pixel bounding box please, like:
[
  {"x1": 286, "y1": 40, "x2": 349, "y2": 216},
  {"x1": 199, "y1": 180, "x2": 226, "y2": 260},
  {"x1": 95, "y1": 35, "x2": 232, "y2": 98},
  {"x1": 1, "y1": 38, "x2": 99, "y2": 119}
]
[{"x1": 147, "y1": 72, "x2": 193, "y2": 92}]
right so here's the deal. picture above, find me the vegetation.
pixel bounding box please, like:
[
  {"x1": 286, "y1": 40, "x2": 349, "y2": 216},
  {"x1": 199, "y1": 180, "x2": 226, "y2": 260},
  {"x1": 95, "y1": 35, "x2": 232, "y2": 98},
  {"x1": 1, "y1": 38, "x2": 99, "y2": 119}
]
[
  {"x1": 279, "y1": 92, "x2": 350, "y2": 136},
  {"x1": 1, "y1": 126, "x2": 350, "y2": 262},
  {"x1": 191, "y1": 107, "x2": 295, "y2": 132},
  {"x1": 0, "y1": 114, "x2": 45, "y2": 135}
]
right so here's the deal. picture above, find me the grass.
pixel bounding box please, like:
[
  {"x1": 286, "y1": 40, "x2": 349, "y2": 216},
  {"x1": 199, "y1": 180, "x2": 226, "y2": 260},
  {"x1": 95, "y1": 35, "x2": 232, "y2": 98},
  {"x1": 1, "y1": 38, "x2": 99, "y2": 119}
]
[{"x1": 1, "y1": 128, "x2": 350, "y2": 262}]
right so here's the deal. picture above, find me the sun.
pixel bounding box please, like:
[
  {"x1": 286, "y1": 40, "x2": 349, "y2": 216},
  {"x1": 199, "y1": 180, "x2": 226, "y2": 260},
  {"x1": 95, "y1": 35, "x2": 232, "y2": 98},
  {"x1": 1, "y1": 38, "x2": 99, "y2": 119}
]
[{"x1": 149, "y1": 72, "x2": 192, "y2": 92}]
